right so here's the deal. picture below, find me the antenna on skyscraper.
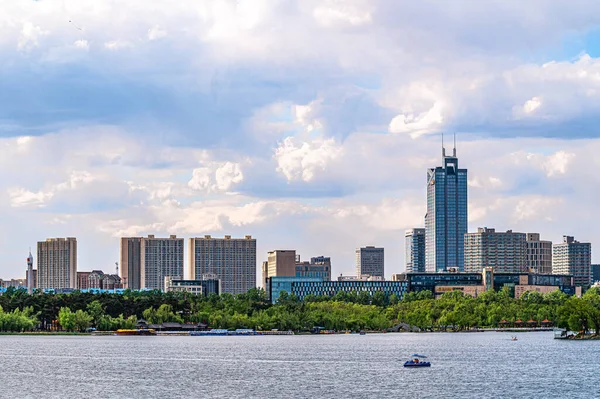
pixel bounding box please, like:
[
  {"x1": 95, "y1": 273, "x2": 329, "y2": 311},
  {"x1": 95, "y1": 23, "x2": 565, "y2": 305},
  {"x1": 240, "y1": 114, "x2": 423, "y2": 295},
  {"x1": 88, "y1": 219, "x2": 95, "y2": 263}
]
[
  {"x1": 453, "y1": 132, "x2": 457, "y2": 156},
  {"x1": 442, "y1": 132, "x2": 445, "y2": 157}
]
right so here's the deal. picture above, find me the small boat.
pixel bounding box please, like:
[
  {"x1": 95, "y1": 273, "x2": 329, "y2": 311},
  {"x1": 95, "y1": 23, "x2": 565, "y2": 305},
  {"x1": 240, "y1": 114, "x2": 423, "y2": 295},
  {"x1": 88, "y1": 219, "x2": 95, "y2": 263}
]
[
  {"x1": 511, "y1": 336, "x2": 518, "y2": 341},
  {"x1": 404, "y1": 354, "x2": 431, "y2": 368},
  {"x1": 359, "y1": 330, "x2": 366, "y2": 335}
]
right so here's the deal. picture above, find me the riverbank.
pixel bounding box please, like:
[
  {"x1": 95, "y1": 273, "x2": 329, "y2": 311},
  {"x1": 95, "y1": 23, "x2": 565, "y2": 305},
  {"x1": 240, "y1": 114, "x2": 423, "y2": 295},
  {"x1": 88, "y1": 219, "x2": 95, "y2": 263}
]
[{"x1": 0, "y1": 331, "x2": 91, "y2": 336}]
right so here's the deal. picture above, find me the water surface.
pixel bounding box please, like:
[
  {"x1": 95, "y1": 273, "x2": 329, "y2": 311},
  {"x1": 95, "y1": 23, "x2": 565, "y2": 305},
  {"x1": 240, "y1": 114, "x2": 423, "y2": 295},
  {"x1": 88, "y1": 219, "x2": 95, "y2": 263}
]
[{"x1": 0, "y1": 332, "x2": 597, "y2": 398}]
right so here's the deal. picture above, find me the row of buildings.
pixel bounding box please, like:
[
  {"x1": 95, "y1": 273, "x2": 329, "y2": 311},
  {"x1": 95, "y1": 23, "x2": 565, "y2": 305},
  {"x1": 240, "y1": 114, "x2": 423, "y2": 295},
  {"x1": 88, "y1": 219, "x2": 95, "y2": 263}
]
[
  {"x1": 5, "y1": 141, "x2": 598, "y2": 303},
  {"x1": 406, "y1": 228, "x2": 593, "y2": 286},
  {"x1": 22, "y1": 235, "x2": 256, "y2": 295}
]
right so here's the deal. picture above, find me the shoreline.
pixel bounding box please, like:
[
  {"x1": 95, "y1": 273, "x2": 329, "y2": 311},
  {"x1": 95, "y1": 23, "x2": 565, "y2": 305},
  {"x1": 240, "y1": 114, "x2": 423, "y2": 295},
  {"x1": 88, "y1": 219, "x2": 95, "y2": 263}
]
[{"x1": 0, "y1": 328, "x2": 557, "y2": 336}]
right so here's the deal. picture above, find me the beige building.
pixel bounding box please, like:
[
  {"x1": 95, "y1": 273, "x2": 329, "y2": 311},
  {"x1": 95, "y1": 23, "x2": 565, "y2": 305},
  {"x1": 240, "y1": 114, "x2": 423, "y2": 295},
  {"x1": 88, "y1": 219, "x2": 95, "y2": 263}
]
[
  {"x1": 265, "y1": 250, "x2": 297, "y2": 287},
  {"x1": 120, "y1": 237, "x2": 142, "y2": 290},
  {"x1": 526, "y1": 233, "x2": 552, "y2": 274},
  {"x1": 188, "y1": 235, "x2": 256, "y2": 295},
  {"x1": 464, "y1": 228, "x2": 527, "y2": 273},
  {"x1": 37, "y1": 237, "x2": 77, "y2": 290},
  {"x1": 121, "y1": 235, "x2": 184, "y2": 291},
  {"x1": 264, "y1": 251, "x2": 331, "y2": 287}
]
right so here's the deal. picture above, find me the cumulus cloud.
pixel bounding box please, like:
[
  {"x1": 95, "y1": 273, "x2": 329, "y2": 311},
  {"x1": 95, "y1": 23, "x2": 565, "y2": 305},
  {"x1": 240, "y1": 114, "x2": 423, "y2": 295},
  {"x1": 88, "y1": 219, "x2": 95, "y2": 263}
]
[
  {"x1": 274, "y1": 136, "x2": 342, "y2": 182},
  {"x1": 188, "y1": 161, "x2": 244, "y2": 192}
]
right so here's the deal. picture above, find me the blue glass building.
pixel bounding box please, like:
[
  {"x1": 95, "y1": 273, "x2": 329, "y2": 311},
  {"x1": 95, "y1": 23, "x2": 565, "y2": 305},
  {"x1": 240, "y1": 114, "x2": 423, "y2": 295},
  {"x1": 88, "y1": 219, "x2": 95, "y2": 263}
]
[
  {"x1": 425, "y1": 142, "x2": 468, "y2": 272},
  {"x1": 405, "y1": 228, "x2": 426, "y2": 273}
]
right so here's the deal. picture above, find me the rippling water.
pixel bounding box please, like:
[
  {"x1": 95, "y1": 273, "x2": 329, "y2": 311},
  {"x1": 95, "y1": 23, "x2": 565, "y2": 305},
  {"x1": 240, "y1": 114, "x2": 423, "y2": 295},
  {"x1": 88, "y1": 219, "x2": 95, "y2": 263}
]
[{"x1": 0, "y1": 332, "x2": 597, "y2": 398}]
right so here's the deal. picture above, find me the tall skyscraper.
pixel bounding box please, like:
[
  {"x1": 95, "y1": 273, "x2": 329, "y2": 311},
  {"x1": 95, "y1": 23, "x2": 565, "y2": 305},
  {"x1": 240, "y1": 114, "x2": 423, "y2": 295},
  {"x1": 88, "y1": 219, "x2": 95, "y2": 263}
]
[
  {"x1": 464, "y1": 228, "x2": 527, "y2": 273},
  {"x1": 425, "y1": 139, "x2": 468, "y2": 272},
  {"x1": 120, "y1": 237, "x2": 142, "y2": 290},
  {"x1": 526, "y1": 233, "x2": 552, "y2": 274},
  {"x1": 121, "y1": 235, "x2": 184, "y2": 291},
  {"x1": 552, "y1": 236, "x2": 591, "y2": 287},
  {"x1": 188, "y1": 235, "x2": 256, "y2": 295},
  {"x1": 405, "y1": 228, "x2": 425, "y2": 273},
  {"x1": 356, "y1": 246, "x2": 384, "y2": 278},
  {"x1": 37, "y1": 237, "x2": 77, "y2": 290}
]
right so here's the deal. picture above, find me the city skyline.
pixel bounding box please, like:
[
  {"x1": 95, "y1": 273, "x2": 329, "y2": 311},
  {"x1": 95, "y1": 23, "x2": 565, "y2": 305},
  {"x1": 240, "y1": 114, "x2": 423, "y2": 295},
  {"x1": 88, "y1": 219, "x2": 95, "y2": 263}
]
[{"x1": 3, "y1": 2, "x2": 600, "y2": 279}]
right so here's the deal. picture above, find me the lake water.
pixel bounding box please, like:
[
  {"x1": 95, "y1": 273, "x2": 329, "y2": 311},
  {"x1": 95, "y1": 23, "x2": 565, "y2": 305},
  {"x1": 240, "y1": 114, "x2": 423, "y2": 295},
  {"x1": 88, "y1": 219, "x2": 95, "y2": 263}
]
[{"x1": 0, "y1": 332, "x2": 597, "y2": 398}]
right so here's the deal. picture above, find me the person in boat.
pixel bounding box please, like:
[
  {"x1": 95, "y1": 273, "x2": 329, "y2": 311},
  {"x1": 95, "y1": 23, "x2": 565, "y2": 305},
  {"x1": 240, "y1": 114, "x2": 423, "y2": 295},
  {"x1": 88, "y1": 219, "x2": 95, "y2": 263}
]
[{"x1": 413, "y1": 358, "x2": 419, "y2": 363}]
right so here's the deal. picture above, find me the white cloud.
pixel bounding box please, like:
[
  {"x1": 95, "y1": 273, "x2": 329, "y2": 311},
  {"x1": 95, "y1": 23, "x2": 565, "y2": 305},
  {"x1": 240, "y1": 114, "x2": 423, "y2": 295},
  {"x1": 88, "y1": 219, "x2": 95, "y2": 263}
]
[
  {"x1": 522, "y1": 96, "x2": 542, "y2": 114},
  {"x1": 74, "y1": 40, "x2": 89, "y2": 50},
  {"x1": 188, "y1": 161, "x2": 244, "y2": 192},
  {"x1": 147, "y1": 26, "x2": 167, "y2": 41},
  {"x1": 104, "y1": 40, "x2": 133, "y2": 50},
  {"x1": 313, "y1": 1, "x2": 372, "y2": 27},
  {"x1": 274, "y1": 136, "x2": 342, "y2": 182},
  {"x1": 17, "y1": 22, "x2": 47, "y2": 51},
  {"x1": 389, "y1": 102, "x2": 444, "y2": 138}
]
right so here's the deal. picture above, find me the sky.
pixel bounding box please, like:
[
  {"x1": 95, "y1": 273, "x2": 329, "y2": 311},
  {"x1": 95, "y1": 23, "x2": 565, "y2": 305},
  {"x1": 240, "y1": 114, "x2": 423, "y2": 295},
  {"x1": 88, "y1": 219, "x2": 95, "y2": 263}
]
[{"x1": 1, "y1": 0, "x2": 600, "y2": 279}]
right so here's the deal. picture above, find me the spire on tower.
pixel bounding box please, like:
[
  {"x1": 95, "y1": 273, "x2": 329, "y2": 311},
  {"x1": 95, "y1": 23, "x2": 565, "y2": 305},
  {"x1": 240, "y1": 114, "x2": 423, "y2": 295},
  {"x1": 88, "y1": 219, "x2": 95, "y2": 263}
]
[
  {"x1": 442, "y1": 132, "x2": 446, "y2": 157},
  {"x1": 453, "y1": 132, "x2": 457, "y2": 157}
]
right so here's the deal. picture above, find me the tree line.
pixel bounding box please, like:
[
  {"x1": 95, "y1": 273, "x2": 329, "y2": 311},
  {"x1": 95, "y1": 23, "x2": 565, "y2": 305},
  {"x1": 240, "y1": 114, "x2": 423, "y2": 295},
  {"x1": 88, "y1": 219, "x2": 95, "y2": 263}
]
[{"x1": 0, "y1": 286, "x2": 599, "y2": 333}]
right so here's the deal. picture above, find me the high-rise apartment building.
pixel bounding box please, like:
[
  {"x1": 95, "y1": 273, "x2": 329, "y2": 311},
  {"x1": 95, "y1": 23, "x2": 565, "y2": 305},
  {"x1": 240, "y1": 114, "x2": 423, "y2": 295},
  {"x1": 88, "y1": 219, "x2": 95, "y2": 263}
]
[
  {"x1": 121, "y1": 235, "x2": 184, "y2": 291},
  {"x1": 188, "y1": 235, "x2": 256, "y2": 295},
  {"x1": 552, "y1": 236, "x2": 591, "y2": 287},
  {"x1": 405, "y1": 228, "x2": 426, "y2": 273},
  {"x1": 120, "y1": 237, "x2": 142, "y2": 290},
  {"x1": 425, "y1": 142, "x2": 468, "y2": 272},
  {"x1": 526, "y1": 233, "x2": 552, "y2": 274},
  {"x1": 464, "y1": 228, "x2": 527, "y2": 273},
  {"x1": 140, "y1": 235, "x2": 184, "y2": 291},
  {"x1": 356, "y1": 246, "x2": 384, "y2": 278},
  {"x1": 37, "y1": 237, "x2": 77, "y2": 290}
]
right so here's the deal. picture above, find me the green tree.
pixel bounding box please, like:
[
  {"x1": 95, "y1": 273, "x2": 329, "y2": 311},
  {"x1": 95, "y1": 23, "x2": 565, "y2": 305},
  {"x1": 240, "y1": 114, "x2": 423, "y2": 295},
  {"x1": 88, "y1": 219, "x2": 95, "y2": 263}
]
[{"x1": 58, "y1": 307, "x2": 76, "y2": 331}]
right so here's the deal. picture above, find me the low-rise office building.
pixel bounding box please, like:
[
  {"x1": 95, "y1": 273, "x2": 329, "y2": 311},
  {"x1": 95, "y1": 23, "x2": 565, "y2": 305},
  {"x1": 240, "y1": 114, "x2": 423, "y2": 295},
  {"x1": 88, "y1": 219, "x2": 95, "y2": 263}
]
[
  {"x1": 401, "y1": 269, "x2": 576, "y2": 298},
  {"x1": 164, "y1": 275, "x2": 221, "y2": 296},
  {"x1": 265, "y1": 278, "x2": 408, "y2": 303}
]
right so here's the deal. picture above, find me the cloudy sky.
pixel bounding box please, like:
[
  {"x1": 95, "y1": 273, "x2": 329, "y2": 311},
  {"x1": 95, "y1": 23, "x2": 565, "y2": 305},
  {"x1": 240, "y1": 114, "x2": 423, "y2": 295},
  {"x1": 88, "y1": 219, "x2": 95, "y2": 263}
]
[{"x1": 1, "y1": 0, "x2": 600, "y2": 279}]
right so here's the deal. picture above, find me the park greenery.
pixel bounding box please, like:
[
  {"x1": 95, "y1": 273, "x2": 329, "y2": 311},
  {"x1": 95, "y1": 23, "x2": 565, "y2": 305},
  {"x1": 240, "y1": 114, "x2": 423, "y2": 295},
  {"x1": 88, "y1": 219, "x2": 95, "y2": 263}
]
[{"x1": 1, "y1": 286, "x2": 600, "y2": 334}]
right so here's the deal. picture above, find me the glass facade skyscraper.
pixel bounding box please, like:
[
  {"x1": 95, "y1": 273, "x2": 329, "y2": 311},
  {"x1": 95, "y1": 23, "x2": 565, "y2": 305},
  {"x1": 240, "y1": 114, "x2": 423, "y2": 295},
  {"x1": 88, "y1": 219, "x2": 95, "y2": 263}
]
[
  {"x1": 425, "y1": 144, "x2": 468, "y2": 272},
  {"x1": 405, "y1": 228, "x2": 425, "y2": 273}
]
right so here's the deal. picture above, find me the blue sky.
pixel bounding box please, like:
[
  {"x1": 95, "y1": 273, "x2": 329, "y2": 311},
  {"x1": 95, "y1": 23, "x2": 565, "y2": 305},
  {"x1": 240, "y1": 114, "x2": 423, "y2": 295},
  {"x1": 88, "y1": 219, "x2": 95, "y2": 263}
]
[{"x1": 1, "y1": 0, "x2": 600, "y2": 279}]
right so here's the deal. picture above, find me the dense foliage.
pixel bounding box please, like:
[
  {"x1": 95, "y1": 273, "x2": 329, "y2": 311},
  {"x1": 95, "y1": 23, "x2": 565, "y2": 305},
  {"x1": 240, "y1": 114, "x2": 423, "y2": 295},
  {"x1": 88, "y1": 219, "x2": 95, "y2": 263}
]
[{"x1": 1, "y1": 286, "x2": 600, "y2": 333}]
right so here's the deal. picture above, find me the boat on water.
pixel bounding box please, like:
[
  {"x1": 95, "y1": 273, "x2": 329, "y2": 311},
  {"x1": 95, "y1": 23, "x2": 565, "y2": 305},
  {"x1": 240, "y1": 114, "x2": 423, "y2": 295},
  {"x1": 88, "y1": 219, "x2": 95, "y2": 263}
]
[
  {"x1": 511, "y1": 336, "x2": 518, "y2": 341},
  {"x1": 359, "y1": 330, "x2": 366, "y2": 335},
  {"x1": 116, "y1": 328, "x2": 156, "y2": 336},
  {"x1": 404, "y1": 354, "x2": 431, "y2": 368}
]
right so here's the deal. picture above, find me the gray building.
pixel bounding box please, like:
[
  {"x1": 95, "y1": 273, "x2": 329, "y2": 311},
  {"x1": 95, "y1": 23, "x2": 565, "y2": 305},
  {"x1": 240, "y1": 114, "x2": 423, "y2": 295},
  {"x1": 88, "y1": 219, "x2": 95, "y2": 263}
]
[
  {"x1": 37, "y1": 237, "x2": 78, "y2": 291},
  {"x1": 592, "y1": 264, "x2": 600, "y2": 283},
  {"x1": 121, "y1": 235, "x2": 184, "y2": 291},
  {"x1": 425, "y1": 142, "x2": 468, "y2": 272},
  {"x1": 405, "y1": 228, "x2": 426, "y2": 273},
  {"x1": 356, "y1": 246, "x2": 384, "y2": 278},
  {"x1": 188, "y1": 235, "x2": 256, "y2": 295},
  {"x1": 552, "y1": 236, "x2": 591, "y2": 287},
  {"x1": 464, "y1": 228, "x2": 527, "y2": 273},
  {"x1": 526, "y1": 233, "x2": 553, "y2": 274}
]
